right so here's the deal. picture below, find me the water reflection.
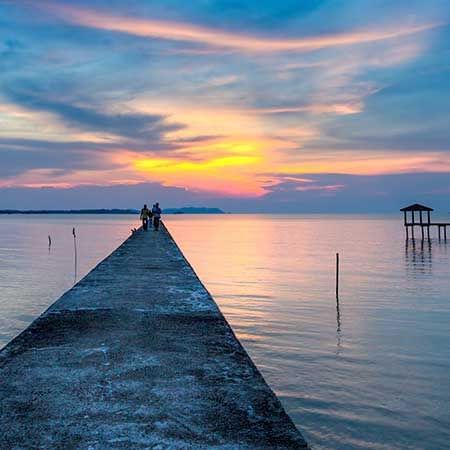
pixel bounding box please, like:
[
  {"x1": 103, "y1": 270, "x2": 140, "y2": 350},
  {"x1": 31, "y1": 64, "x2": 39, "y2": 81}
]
[
  {"x1": 165, "y1": 215, "x2": 450, "y2": 450},
  {"x1": 336, "y1": 296, "x2": 343, "y2": 354},
  {"x1": 2, "y1": 214, "x2": 450, "y2": 450},
  {"x1": 404, "y1": 238, "x2": 433, "y2": 278}
]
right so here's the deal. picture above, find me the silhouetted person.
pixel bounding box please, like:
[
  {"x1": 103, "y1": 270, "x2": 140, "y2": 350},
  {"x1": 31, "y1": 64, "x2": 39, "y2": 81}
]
[
  {"x1": 152, "y1": 202, "x2": 162, "y2": 231},
  {"x1": 140, "y1": 204, "x2": 151, "y2": 231}
]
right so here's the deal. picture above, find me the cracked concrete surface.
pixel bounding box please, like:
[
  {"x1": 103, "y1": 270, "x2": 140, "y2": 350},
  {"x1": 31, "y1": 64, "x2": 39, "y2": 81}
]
[{"x1": 0, "y1": 224, "x2": 308, "y2": 449}]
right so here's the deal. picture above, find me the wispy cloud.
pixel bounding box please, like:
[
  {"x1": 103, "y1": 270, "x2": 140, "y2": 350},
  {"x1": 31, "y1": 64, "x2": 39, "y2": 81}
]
[
  {"x1": 244, "y1": 103, "x2": 363, "y2": 115},
  {"x1": 31, "y1": 1, "x2": 444, "y2": 53},
  {"x1": 4, "y1": 88, "x2": 183, "y2": 141},
  {"x1": 264, "y1": 175, "x2": 345, "y2": 194}
]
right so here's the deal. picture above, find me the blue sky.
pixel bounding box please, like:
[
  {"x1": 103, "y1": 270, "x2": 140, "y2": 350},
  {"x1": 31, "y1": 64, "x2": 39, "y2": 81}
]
[{"x1": 1, "y1": 0, "x2": 450, "y2": 211}]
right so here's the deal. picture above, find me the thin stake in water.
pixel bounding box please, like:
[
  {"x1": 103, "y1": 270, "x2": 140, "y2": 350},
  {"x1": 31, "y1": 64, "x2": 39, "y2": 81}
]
[
  {"x1": 73, "y1": 227, "x2": 77, "y2": 283},
  {"x1": 336, "y1": 252, "x2": 339, "y2": 300},
  {"x1": 335, "y1": 252, "x2": 342, "y2": 339}
]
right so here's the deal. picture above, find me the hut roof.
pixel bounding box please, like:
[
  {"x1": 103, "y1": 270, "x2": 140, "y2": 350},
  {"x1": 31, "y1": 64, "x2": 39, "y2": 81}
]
[{"x1": 400, "y1": 203, "x2": 434, "y2": 212}]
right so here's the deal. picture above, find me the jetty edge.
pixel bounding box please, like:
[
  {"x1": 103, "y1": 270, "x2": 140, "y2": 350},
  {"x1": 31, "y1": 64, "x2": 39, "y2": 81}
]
[{"x1": 0, "y1": 223, "x2": 308, "y2": 449}]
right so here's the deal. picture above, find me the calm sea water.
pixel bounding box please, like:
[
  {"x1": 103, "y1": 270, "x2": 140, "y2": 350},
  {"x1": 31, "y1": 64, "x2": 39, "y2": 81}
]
[{"x1": 1, "y1": 214, "x2": 449, "y2": 449}]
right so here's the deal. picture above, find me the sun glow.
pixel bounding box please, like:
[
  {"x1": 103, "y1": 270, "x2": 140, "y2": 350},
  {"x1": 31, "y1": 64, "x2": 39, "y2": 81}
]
[
  {"x1": 128, "y1": 139, "x2": 268, "y2": 195},
  {"x1": 135, "y1": 155, "x2": 259, "y2": 172}
]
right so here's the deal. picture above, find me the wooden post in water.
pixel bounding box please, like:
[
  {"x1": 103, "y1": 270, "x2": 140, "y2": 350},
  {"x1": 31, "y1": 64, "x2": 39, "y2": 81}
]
[
  {"x1": 72, "y1": 227, "x2": 78, "y2": 283},
  {"x1": 336, "y1": 253, "x2": 339, "y2": 299}
]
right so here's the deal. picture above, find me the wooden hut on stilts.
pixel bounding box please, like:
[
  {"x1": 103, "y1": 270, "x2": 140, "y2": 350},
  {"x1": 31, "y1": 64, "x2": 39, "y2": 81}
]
[{"x1": 401, "y1": 203, "x2": 449, "y2": 241}]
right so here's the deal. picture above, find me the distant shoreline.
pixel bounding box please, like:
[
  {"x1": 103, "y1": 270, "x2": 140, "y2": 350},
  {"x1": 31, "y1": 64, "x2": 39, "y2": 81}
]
[
  {"x1": 0, "y1": 207, "x2": 225, "y2": 215},
  {"x1": 0, "y1": 209, "x2": 138, "y2": 215}
]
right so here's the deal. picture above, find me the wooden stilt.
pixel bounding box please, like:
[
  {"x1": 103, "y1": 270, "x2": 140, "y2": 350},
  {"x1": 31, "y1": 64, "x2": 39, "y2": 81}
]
[{"x1": 421, "y1": 226, "x2": 424, "y2": 240}]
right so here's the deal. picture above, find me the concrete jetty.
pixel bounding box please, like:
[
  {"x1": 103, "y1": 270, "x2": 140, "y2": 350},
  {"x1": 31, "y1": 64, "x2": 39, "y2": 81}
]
[{"x1": 0, "y1": 224, "x2": 308, "y2": 449}]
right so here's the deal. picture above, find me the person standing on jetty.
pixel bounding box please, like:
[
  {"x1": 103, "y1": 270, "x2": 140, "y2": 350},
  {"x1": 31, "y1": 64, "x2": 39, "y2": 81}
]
[
  {"x1": 140, "y1": 204, "x2": 151, "y2": 231},
  {"x1": 152, "y1": 202, "x2": 162, "y2": 231}
]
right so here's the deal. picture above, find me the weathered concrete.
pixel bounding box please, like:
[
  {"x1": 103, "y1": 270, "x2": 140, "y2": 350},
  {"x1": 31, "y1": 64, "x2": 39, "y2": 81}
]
[{"x1": 0, "y1": 224, "x2": 308, "y2": 449}]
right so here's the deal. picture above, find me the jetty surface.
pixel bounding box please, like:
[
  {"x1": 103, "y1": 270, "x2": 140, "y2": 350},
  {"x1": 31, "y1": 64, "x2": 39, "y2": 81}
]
[{"x1": 0, "y1": 224, "x2": 307, "y2": 448}]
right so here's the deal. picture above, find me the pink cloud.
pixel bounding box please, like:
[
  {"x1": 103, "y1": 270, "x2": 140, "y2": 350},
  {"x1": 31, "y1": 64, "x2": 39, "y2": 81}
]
[{"x1": 33, "y1": 2, "x2": 444, "y2": 53}]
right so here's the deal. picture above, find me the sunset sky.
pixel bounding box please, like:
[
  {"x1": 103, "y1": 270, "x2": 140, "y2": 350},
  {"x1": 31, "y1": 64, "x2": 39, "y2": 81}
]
[{"x1": 1, "y1": 0, "x2": 450, "y2": 211}]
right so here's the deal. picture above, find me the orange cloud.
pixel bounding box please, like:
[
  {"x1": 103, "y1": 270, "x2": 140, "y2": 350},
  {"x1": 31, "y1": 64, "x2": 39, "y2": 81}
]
[{"x1": 35, "y1": 2, "x2": 444, "y2": 53}]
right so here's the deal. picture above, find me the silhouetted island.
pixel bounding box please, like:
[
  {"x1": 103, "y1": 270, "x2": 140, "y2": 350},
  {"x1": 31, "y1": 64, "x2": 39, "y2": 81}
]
[
  {"x1": 0, "y1": 207, "x2": 225, "y2": 215},
  {"x1": 0, "y1": 209, "x2": 139, "y2": 215}
]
